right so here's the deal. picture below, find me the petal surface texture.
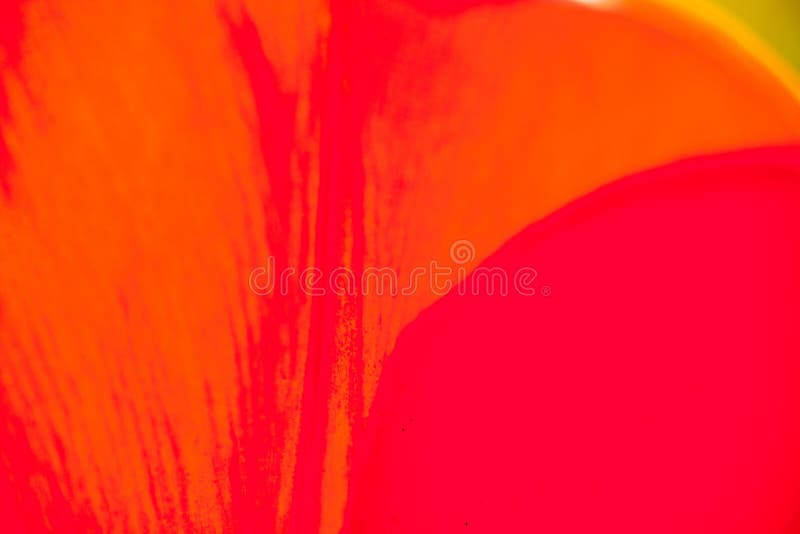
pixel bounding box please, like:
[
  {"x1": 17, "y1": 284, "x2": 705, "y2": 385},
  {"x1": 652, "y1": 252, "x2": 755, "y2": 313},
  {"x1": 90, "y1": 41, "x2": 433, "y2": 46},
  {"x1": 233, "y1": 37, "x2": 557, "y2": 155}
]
[{"x1": 1, "y1": 0, "x2": 799, "y2": 532}]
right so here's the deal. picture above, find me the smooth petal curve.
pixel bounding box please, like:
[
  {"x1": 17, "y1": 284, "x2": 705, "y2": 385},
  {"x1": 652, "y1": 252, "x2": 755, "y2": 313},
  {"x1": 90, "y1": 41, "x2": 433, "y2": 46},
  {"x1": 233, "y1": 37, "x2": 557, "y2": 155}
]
[{"x1": 347, "y1": 145, "x2": 800, "y2": 533}]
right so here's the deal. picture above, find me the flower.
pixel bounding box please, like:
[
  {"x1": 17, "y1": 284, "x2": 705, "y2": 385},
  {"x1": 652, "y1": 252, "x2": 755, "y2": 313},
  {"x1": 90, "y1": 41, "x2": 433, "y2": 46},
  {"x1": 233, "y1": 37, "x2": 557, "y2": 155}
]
[{"x1": 1, "y1": 0, "x2": 798, "y2": 532}]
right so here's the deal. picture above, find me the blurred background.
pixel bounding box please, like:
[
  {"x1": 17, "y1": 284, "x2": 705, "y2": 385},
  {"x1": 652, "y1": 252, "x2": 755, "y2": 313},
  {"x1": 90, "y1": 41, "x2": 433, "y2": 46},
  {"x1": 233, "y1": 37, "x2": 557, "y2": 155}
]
[{"x1": 716, "y1": 0, "x2": 800, "y2": 71}]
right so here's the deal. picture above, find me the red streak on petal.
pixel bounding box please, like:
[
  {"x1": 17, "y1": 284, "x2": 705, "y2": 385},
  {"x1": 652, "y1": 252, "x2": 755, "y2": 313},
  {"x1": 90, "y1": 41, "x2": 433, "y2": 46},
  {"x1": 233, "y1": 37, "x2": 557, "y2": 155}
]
[{"x1": 0, "y1": 0, "x2": 26, "y2": 198}]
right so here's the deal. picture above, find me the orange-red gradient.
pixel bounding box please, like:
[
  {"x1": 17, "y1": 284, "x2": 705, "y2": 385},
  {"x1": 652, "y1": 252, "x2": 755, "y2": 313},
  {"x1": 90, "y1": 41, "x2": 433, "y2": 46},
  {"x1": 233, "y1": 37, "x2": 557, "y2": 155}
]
[{"x1": 0, "y1": 0, "x2": 799, "y2": 532}]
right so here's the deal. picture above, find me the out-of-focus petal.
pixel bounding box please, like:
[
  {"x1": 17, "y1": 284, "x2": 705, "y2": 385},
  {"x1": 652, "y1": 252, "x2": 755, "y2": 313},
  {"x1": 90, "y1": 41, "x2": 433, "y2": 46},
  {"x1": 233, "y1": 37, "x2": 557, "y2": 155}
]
[{"x1": 347, "y1": 145, "x2": 800, "y2": 533}]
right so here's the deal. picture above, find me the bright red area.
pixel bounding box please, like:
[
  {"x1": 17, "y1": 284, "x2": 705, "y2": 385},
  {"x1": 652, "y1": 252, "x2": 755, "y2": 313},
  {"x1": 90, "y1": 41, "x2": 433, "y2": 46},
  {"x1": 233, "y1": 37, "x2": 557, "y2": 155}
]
[{"x1": 347, "y1": 146, "x2": 800, "y2": 533}]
